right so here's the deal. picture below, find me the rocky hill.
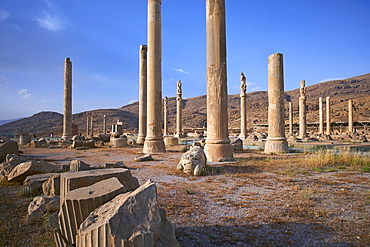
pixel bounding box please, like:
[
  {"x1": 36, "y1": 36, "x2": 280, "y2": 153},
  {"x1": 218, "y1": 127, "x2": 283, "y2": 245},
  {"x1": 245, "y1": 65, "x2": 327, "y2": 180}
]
[{"x1": 0, "y1": 73, "x2": 369, "y2": 136}]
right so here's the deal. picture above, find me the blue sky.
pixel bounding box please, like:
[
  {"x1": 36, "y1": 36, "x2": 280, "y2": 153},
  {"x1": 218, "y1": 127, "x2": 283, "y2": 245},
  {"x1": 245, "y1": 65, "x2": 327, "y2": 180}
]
[{"x1": 0, "y1": 0, "x2": 369, "y2": 120}]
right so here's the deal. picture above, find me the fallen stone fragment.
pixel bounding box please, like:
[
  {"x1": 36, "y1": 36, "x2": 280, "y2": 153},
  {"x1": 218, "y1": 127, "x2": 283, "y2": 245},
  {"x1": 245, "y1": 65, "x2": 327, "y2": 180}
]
[
  {"x1": 103, "y1": 161, "x2": 126, "y2": 169},
  {"x1": 0, "y1": 140, "x2": 19, "y2": 162},
  {"x1": 43, "y1": 174, "x2": 61, "y2": 196},
  {"x1": 177, "y1": 146, "x2": 207, "y2": 176},
  {"x1": 23, "y1": 173, "x2": 59, "y2": 196},
  {"x1": 134, "y1": 154, "x2": 153, "y2": 162},
  {"x1": 69, "y1": 160, "x2": 93, "y2": 172},
  {"x1": 110, "y1": 137, "x2": 127, "y2": 148},
  {"x1": 231, "y1": 138, "x2": 243, "y2": 151},
  {"x1": 0, "y1": 155, "x2": 28, "y2": 178},
  {"x1": 8, "y1": 160, "x2": 56, "y2": 183},
  {"x1": 27, "y1": 195, "x2": 60, "y2": 222}
]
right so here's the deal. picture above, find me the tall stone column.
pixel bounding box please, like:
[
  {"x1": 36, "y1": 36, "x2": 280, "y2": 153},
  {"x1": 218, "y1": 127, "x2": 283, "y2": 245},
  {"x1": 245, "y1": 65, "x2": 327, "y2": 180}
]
[
  {"x1": 137, "y1": 45, "x2": 148, "y2": 144},
  {"x1": 86, "y1": 116, "x2": 90, "y2": 137},
  {"x1": 62, "y1": 58, "x2": 72, "y2": 139},
  {"x1": 319, "y1": 97, "x2": 324, "y2": 134},
  {"x1": 176, "y1": 80, "x2": 183, "y2": 138},
  {"x1": 143, "y1": 0, "x2": 165, "y2": 153},
  {"x1": 348, "y1": 99, "x2": 353, "y2": 133},
  {"x1": 90, "y1": 117, "x2": 94, "y2": 138},
  {"x1": 163, "y1": 97, "x2": 169, "y2": 136},
  {"x1": 264, "y1": 53, "x2": 289, "y2": 153},
  {"x1": 239, "y1": 72, "x2": 247, "y2": 139},
  {"x1": 289, "y1": 102, "x2": 293, "y2": 134},
  {"x1": 103, "y1": 115, "x2": 107, "y2": 134},
  {"x1": 298, "y1": 80, "x2": 307, "y2": 139},
  {"x1": 204, "y1": 0, "x2": 233, "y2": 162},
  {"x1": 326, "y1": 96, "x2": 331, "y2": 135}
]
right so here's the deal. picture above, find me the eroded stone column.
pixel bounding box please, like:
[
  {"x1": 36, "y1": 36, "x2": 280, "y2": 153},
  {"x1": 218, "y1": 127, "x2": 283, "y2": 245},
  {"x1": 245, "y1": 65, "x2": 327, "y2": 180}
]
[
  {"x1": 289, "y1": 102, "x2": 293, "y2": 134},
  {"x1": 299, "y1": 80, "x2": 307, "y2": 139},
  {"x1": 143, "y1": 0, "x2": 165, "y2": 153},
  {"x1": 204, "y1": 0, "x2": 233, "y2": 161},
  {"x1": 264, "y1": 53, "x2": 289, "y2": 153},
  {"x1": 326, "y1": 96, "x2": 331, "y2": 135},
  {"x1": 348, "y1": 99, "x2": 353, "y2": 133},
  {"x1": 163, "y1": 97, "x2": 169, "y2": 136},
  {"x1": 103, "y1": 115, "x2": 107, "y2": 134},
  {"x1": 90, "y1": 117, "x2": 94, "y2": 138},
  {"x1": 86, "y1": 116, "x2": 89, "y2": 136},
  {"x1": 176, "y1": 80, "x2": 183, "y2": 137},
  {"x1": 319, "y1": 97, "x2": 324, "y2": 134},
  {"x1": 239, "y1": 72, "x2": 247, "y2": 139},
  {"x1": 137, "y1": 45, "x2": 148, "y2": 144},
  {"x1": 62, "y1": 58, "x2": 72, "y2": 139}
]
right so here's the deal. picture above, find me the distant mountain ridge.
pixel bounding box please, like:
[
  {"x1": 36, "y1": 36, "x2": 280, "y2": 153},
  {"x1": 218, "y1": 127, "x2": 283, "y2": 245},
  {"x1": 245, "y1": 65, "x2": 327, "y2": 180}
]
[
  {"x1": 0, "y1": 73, "x2": 369, "y2": 136},
  {"x1": 0, "y1": 117, "x2": 24, "y2": 126}
]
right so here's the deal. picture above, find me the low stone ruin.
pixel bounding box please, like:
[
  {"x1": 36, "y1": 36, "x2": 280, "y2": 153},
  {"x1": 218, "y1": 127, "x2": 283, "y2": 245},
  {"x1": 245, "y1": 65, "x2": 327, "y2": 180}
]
[
  {"x1": 231, "y1": 138, "x2": 243, "y2": 151},
  {"x1": 177, "y1": 146, "x2": 207, "y2": 176},
  {"x1": 0, "y1": 140, "x2": 19, "y2": 162}
]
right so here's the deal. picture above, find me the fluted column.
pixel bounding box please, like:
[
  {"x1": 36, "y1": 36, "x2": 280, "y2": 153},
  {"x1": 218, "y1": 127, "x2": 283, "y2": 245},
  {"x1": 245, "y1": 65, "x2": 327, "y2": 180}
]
[
  {"x1": 204, "y1": 0, "x2": 233, "y2": 161},
  {"x1": 103, "y1": 115, "x2": 107, "y2": 134},
  {"x1": 143, "y1": 0, "x2": 165, "y2": 153},
  {"x1": 163, "y1": 97, "x2": 169, "y2": 136},
  {"x1": 289, "y1": 102, "x2": 293, "y2": 134},
  {"x1": 239, "y1": 72, "x2": 247, "y2": 139},
  {"x1": 176, "y1": 80, "x2": 183, "y2": 137},
  {"x1": 348, "y1": 99, "x2": 353, "y2": 133},
  {"x1": 62, "y1": 58, "x2": 72, "y2": 139},
  {"x1": 326, "y1": 96, "x2": 331, "y2": 135},
  {"x1": 86, "y1": 116, "x2": 89, "y2": 137},
  {"x1": 319, "y1": 97, "x2": 324, "y2": 134},
  {"x1": 298, "y1": 80, "x2": 307, "y2": 139},
  {"x1": 264, "y1": 53, "x2": 289, "y2": 153},
  {"x1": 137, "y1": 45, "x2": 148, "y2": 144},
  {"x1": 90, "y1": 117, "x2": 94, "y2": 138}
]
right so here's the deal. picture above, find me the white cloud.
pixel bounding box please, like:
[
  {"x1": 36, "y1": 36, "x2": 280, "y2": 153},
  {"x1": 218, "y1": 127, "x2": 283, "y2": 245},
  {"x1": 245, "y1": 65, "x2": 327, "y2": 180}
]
[
  {"x1": 251, "y1": 87, "x2": 261, "y2": 91},
  {"x1": 173, "y1": 68, "x2": 189, "y2": 74},
  {"x1": 0, "y1": 9, "x2": 10, "y2": 20},
  {"x1": 127, "y1": 99, "x2": 138, "y2": 105},
  {"x1": 41, "y1": 99, "x2": 51, "y2": 103},
  {"x1": 18, "y1": 89, "x2": 28, "y2": 94},
  {"x1": 0, "y1": 75, "x2": 9, "y2": 89},
  {"x1": 319, "y1": 77, "x2": 345, "y2": 83},
  {"x1": 35, "y1": 11, "x2": 65, "y2": 32},
  {"x1": 17, "y1": 89, "x2": 34, "y2": 99}
]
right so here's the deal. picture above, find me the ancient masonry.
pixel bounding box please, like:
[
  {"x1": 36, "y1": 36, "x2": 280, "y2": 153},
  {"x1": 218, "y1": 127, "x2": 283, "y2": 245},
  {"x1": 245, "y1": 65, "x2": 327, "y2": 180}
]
[
  {"x1": 103, "y1": 115, "x2": 107, "y2": 134},
  {"x1": 62, "y1": 58, "x2": 72, "y2": 139},
  {"x1": 264, "y1": 53, "x2": 289, "y2": 153},
  {"x1": 289, "y1": 101, "x2": 293, "y2": 134},
  {"x1": 90, "y1": 117, "x2": 94, "y2": 138},
  {"x1": 143, "y1": 0, "x2": 166, "y2": 153},
  {"x1": 319, "y1": 97, "x2": 324, "y2": 134},
  {"x1": 204, "y1": 0, "x2": 234, "y2": 162},
  {"x1": 163, "y1": 96, "x2": 169, "y2": 136},
  {"x1": 137, "y1": 45, "x2": 148, "y2": 144},
  {"x1": 326, "y1": 96, "x2": 331, "y2": 135},
  {"x1": 348, "y1": 99, "x2": 353, "y2": 133},
  {"x1": 239, "y1": 72, "x2": 247, "y2": 140},
  {"x1": 299, "y1": 80, "x2": 307, "y2": 139},
  {"x1": 176, "y1": 80, "x2": 183, "y2": 137},
  {"x1": 86, "y1": 116, "x2": 89, "y2": 136}
]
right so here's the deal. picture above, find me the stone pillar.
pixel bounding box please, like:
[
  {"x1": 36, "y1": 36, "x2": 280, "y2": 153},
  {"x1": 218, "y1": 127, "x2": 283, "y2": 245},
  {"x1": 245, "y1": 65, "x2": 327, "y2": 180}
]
[
  {"x1": 176, "y1": 80, "x2": 183, "y2": 137},
  {"x1": 239, "y1": 72, "x2": 247, "y2": 139},
  {"x1": 319, "y1": 97, "x2": 324, "y2": 134},
  {"x1": 298, "y1": 80, "x2": 307, "y2": 139},
  {"x1": 204, "y1": 0, "x2": 233, "y2": 162},
  {"x1": 62, "y1": 58, "x2": 72, "y2": 139},
  {"x1": 289, "y1": 102, "x2": 293, "y2": 134},
  {"x1": 103, "y1": 115, "x2": 107, "y2": 134},
  {"x1": 90, "y1": 117, "x2": 94, "y2": 138},
  {"x1": 326, "y1": 96, "x2": 331, "y2": 135},
  {"x1": 163, "y1": 97, "x2": 169, "y2": 136},
  {"x1": 143, "y1": 0, "x2": 165, "y2": 153},
  {"x1": 264, "y1": 53, "x2": 289, "y2": 153},
  {"x1": 86, "y1": 116, "x2": 89, "y2": 136},
  {"x1": 348, "y1": 99, "x2": 353, "y2": 133},
  {"x1": 137, "y1": 45, "x2": 148, "y2": 144}
]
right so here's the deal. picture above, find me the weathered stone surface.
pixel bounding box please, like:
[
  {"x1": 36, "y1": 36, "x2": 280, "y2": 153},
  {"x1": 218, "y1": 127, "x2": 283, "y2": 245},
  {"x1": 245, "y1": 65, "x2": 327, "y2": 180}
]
[
  {"x1": 134, "y1": 154, "x2": 153, "y2": 162},
  {"x1": 69, "y1": 160, "x2": 92, "y2": 172},
  {"x1": 99, "y1": 134, "x2": 110, "y2": 142},
  {"x1": 177, "y1": 146, "x2": 207, "y2": 176},
  {"x1": 231, "y1": 138, "x2": 243, "y2": 151},
  {"x1": 71, "y1": 140, "x2": 83, "y2": 149},
  {"x1": 23, "y1": 173, "x2": 59, "y2": 196},
  {"x1": 62, "y1": 57, "x2": 73, "y2": 140},
  {"x1": 76, "y1": 180, "x2": 179, "y2": 247},
  {"x1": 60, "y1": 168, "x2": 139, "y2": 203},
  {"x1": 110, "y1": 137, "x2": 127, "y2": 148},
  {"x1": 27, "y1": 195, "x2": 60, "y2": 222},
  {"x1": 0, "y1": 140, "x2": 19, "y2": 162},
  {"x1": 351, "y1": 133, "x2": 368, "y2": 142},
  {"x1": 0, "y1": 155, "x2": 28, "y2": 178},
  {"x1": 318, "y1": 134, "x2": 333, "y2": 141},
  {"x1": 287, "y1": 135, "x2": 298, "y2": 142},
  {"x1": 103, "y1": 161, "x2": 126, "y2": 169},
  {"x1": 82, "y1": 140, "x2": 95, "y2": 148},
  {"x1": 164, "y1": 137, "x2": 178, "y2": 146},
  {"x1": 246, "y1": 134, "x2": 259, "y2": 141},
  {"x1": 43, "y1": 174, "x2": 61, "y2": 196},
  {"x1": 31, "y1": 139, "x2": 48, "y2": 148},
  {"x1": 59, "y1": 177, "x2": 125, "y2": 245},
  {"x1": 8, "y1": 160, "x2": 56, "y2": 183}
]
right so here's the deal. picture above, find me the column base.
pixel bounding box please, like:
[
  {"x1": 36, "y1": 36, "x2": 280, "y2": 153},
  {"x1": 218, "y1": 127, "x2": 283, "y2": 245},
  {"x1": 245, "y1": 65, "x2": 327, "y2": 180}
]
[
  {"x1": 204, "y1": 142, "x2": 234, "y2": 162},
  {"x1": 136, "y1": 136, "x2": 145, "y2": 145},
  {"x1": 264, "y1": 137, "x2": 289, "y2": 153},
  {"x1": 143, "y1": 138, "x2": 166, "y2": 154}
]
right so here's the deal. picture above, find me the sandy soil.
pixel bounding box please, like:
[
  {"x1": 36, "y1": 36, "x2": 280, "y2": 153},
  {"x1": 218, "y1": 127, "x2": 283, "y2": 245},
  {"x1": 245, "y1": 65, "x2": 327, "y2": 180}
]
[{"x1": 1, "y1": 145, "x2": 369, "y2": 246}]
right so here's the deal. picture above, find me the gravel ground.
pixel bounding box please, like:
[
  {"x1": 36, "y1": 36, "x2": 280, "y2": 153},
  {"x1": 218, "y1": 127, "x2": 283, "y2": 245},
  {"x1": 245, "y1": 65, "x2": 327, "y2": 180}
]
[{"x1": 1, "y1": 146, "x2": 369, "y2": 246}]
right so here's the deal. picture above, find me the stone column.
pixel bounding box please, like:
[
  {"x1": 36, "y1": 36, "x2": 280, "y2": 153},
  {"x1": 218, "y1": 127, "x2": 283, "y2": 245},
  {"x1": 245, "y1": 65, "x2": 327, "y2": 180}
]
[
  {"x1": 298, "y1": 80, "x2": 307, "y2": 139},
  {"x1": 348, "y1": 99, "x2": 353, "y2": 133},
  {"x1": 289, "y1": 102, "x2": 293, "y2": 134},
  {"x1": 103, "y1": 115, "x2": 107, "y2": 134},
  {"x1": 143, "y1": 0, "x2": 165, "y2": 153},
  {"x1": 86, "y1": 116, "x2": 90, "y2": 137},
  {"x1": 90, "y1": 117, "x2": 94, "y2": 138},
  {"x1": 319, "y1": 97, "x2": 324, "y2": 134},
  {"x1": 264, "y1": 53, "x2": 289, "y2": 153},
  {"x1": 176, "y1": 80, "x2": 183, "y2": 137},
  {"x1": 62, "y1": 58, "x2": 72, "y2": 139},
  {"x1": 137, "y1": 45, "x2": 148, "y2": 144},
  {"x1": 326, "y1": 96, "x2": 331, "y2": 135},
  {"x1": 239, "y1": 72, "x2": 247, "y2": 139},
  {"x1": 204, "y1": 0, "x2": 233, "y2": 162},
  {"x1": 163, "y1": 97, "x2": 169, "y2": 136}
]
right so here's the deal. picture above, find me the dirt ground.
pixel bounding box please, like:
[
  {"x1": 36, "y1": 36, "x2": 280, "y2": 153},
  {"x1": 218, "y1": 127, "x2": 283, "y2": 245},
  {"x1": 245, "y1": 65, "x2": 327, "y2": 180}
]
[{"x1": 1, "y1": 145, "x2": 369, "y2": 246}]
